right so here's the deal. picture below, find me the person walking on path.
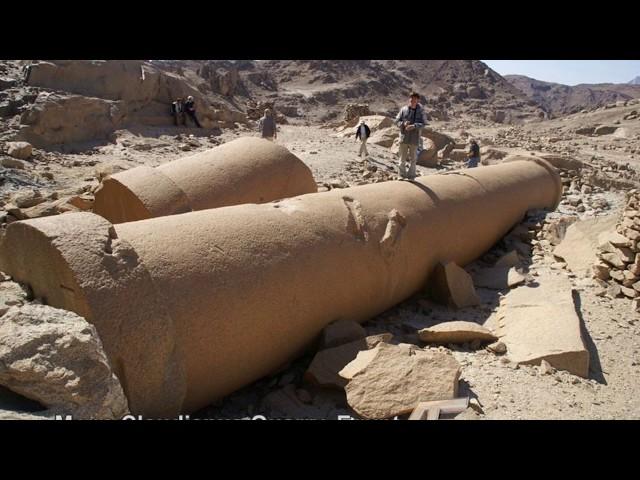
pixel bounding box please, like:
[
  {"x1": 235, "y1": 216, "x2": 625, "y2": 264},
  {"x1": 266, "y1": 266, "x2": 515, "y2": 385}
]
[{"x1": 355, "y1": 119, "x2": 371, "y2": 158}]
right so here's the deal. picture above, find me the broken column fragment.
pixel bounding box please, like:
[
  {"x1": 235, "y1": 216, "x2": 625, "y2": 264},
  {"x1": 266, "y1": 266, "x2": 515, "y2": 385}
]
[
  {"x1": 93, "y1": 137, "x2": 318, "y2": 223},
  {"x1": 496, "y1": 273, "x2": 590, "y2": 377},
  {"x1": 0, "y1": 158, "x2": 562, "y2": 417},
  {"x1": 426, "y1": 261, "x2": 481, "y2": 308}
]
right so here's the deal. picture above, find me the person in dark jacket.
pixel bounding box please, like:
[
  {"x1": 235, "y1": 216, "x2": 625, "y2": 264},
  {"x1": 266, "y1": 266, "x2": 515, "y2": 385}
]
[
  {"x1": 467, "y1": 139, "x2": 481, "y2": 168},
  {"x1": 394, "y1": 92, "x2": 426, "y2": 179},
  {"x1": 259, "y1": 109, "x2": 277, "y2": 140},
  {"x1": 355, "y1": 120, "x2": 371, "y2": 158},
  {"x1": 171, "y1": 97, "x2": 185, "y2": 126},
  {"x1": 184, "y1": 95, "x2": 202, "y2": 128}
]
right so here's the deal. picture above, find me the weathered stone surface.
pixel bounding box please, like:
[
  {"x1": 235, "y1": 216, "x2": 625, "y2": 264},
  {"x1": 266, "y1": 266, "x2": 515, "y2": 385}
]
[
  {"x1": 621, "y1": 286, "x2": 638, "y2": 298},
  {"x1": 539, "y1": 359, "x2": 554, "y2": 375},
  {"x1": 487, "y1": 341, "x2": 507, "y2": 354},
  {"x1": 594, "y1": 125, "x2": 618, "y2": 136},
  {"x1": 343, "y1": 343, "x2": 461, "y2": 419},
  {"x1": 357, "y1": 115, "x2": 393, "y2": 131},
  {"x1": 0, "y1": 281, "x2": 29, "y2": 316},
  {"x1": 319, "y1": 319, "x2": 366, "y2": 349},
  {"x1": 599, "y1": 231, "x2": 632, "y2": 248},
  {"x1": 6, "y1": 142, "x2": 33, "y2": 160},
  {"x1": 0, "y1": 304, "x2": 129, "y2": 419},
  {"x1": 1, "y1": 157, "x2": 27, "y2": 169},
  {"x1": 473, "y1": 266, "x2": 526, "y2": 289},
  {"x1": 600, "y1": 252, "x2": 628, "y2": 269},
  {"x1": 416, "y1": 138, "x2": 438, "y2": 167},
  {"x1": 13, "y1": 190, "x2": 45, "y2": 209},
  {"x1": 418, "y1": 321, "x2": 497, "y2": 344},
  {"x1": 368, "y1": 126, "x2": 398, "y2": 148},
  {"x1": 338, "y1": 347, "x2": 380, "y2": 381},
  {"x1": 427, "y1": 261, "x2": 480, "y2": 308},
  {"x1": 494, "y1": 250, "x2": 521, "y2": 268},
  {"x1": 67, "y1": 194, "x2": 94, "y2": 211},
  {"x1": 497, "y1": 273, "x2": 589, "y2": 377},
  {"x1": 304, "y1": 334, "x2": 392, "y2": 389},
  {"x1": 553, "y1": 215, "x2": 618, "y2": 276},
  {"x1": 610, "y1": 269, "x2": 625, "y2": 283},
  {"x1": 591, "y1": 262, "x2": 611, "y2": 281}
]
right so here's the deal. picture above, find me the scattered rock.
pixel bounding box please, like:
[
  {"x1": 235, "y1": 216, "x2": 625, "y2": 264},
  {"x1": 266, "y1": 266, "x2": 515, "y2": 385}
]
[
  {"x1": 0, "y1": 304, "x2": 129, "y2": 419},
  {"x1": 13, "y1": 190, "x2": 45, "y2": 209},
  {"x1": 304, "y1": 334, "x2": 392, "y2": 389},
  {"x1": 67, "y1": 194, "x2": 94, "y2": 211},
  {"x1": 538, "y1": 359, "x2": 555, "y2": 375},
  {"x1": 473, "y1": 266, "x2": 526, "y2": 289},
  {"x1": 318, "y1": 319, "x2": 366, "y2": 349},
  {"x1": 0, "y1": 281, "x2": 29, "y2": 317},
  {"x1": 593, "y1": 125, "x2": 618, "y2": 136},
  {"x1": 486, "y1": 341, "x2": 507, "y2": 354},
  {"x1": 418, "y1": 321, "x2": 498, "y2": 345},
  {"x1": 6, "y1": 142, "x2": 33, "y2": 160},
  {"x1": 1, "y1": 157, "x2": 27, "y2": 169},
  {"x1": 494, "y1": 250, "x2": 521, "y2": 268}
]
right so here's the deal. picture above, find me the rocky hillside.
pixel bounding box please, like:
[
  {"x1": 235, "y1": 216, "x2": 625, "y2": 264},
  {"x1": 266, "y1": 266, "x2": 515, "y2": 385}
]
[
  {"x1": 152, "y1": 60, "x2": 547, "y2": 124},
  {"x1": 506, "y1": 74, "x2": 640, "y2": 117}
]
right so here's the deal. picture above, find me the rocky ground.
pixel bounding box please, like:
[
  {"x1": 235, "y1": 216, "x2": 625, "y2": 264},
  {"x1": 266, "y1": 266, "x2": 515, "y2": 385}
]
[{"x1": 2, "y1": 61, "x2": 640, "y2": 420}]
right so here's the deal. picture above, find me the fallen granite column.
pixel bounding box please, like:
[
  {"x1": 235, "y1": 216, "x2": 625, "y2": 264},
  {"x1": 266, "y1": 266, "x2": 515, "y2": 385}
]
[
  {"x1": 0, "y1": 158, "x2": 562, "y2": 417},
  {"x1": 93, "y1": 136, "x2": 318, "y2": 223}
]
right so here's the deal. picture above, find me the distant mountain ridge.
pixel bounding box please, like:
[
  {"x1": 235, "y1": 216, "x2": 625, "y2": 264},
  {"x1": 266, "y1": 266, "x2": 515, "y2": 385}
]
[
  {"x1": 505, "y1": 74, "x2": 640, "y2": 117},
  {"x1": 629, "y1": 76, "x2": 640, "y2": 85}
]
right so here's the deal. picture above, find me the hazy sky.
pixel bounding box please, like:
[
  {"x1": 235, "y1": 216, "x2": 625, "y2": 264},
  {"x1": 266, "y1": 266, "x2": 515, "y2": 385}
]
[{"x1": 482, "y1": 60, "x2": 640, "y2": 86}]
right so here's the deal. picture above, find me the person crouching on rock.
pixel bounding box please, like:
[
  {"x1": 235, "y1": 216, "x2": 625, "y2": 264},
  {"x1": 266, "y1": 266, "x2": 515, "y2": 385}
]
[
  {"x1": 171, "y1": 97, "x2": 186, "y2": 126},
  {"x1": 395, "y1": 92, "x2": 425, "y2": 179},
  {"x1": 184, "y1": 96, "x2": 202, "y2": 128},
  {"x1": 467, "y1": 139, "x2": 481, "y2": 168},
  {"x1": 259, "y1": 109, "x2": 277, "y2": 141},
  {"x1": 355, "y1": 119, "x2": 371, "y2": 158}
]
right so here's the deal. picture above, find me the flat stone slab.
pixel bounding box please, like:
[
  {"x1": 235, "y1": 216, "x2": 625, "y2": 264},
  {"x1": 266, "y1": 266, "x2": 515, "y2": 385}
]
[
  {"x1": 418, "y1": 321, "x2": 498, "y2": 344},
  {"x1": 342, "y1": 343, "x2": 461, "y2": 419},
  {"x1": 553, "y1": 215, "x2": 618, "y2": 276},
  {"x1": 496, "y1": 273, "x2": 590, "y2": 377}
]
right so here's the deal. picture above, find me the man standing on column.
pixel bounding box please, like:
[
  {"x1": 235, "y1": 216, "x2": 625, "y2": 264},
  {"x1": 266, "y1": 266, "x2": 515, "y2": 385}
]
[{"x1": 395, "y1": 92, "x2": 425, "y2": 179}]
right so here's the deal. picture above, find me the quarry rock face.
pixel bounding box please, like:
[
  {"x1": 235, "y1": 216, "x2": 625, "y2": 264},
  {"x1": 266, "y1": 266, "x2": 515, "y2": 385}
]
[{"x1": 14, "y1": 60, "x2": 246, "y2": 149}]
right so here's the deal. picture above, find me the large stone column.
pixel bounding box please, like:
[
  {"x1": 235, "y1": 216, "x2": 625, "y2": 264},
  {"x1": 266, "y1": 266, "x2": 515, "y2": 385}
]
[
  {"x1": 0, "y1": 158, "x2": 561, "y2": 417},
  {"x1": 93, "y1": 137, "x2": 318, "y2": 223}
]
